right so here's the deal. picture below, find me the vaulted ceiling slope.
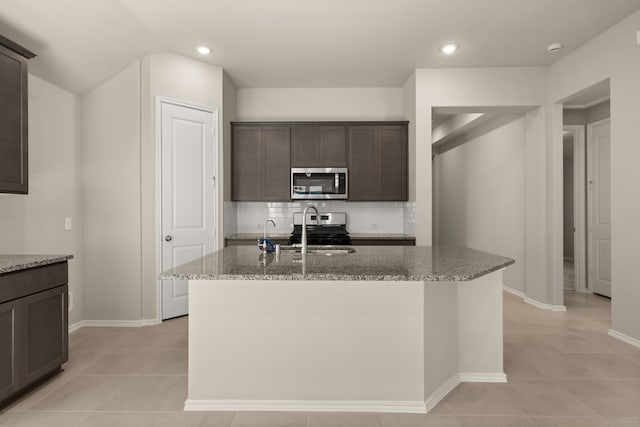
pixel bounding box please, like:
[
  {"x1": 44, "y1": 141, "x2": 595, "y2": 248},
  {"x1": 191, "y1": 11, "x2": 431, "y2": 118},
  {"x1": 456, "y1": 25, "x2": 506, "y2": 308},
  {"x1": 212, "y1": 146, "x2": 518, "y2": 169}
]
[{"x1": 1, "y1": 0, "x2": 639, "y2": 94}]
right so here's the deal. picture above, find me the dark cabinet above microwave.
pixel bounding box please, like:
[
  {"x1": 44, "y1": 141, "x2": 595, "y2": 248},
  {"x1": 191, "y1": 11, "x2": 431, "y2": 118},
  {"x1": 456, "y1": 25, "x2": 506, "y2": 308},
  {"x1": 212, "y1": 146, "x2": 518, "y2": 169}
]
[
  {"x1": 231, "y1": 121, "x2": 408, "y2": 202},
  {"x1": 0, "y1": 35, "x2": 36, "y2": 195},
  {"x1": 291, "y1": 126, "x2": 346, "y2": 167}
]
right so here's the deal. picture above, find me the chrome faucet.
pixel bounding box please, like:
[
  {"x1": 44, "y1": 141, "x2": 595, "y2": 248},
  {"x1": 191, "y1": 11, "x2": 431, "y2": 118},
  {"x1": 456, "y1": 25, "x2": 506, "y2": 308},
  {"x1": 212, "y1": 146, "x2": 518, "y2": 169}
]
[
  {"x1": 301, "y1": 206, "x2": 319, "y2": 255},
  {"x1": 262, "y1": 219, "x2": 276, "y2": 254}
]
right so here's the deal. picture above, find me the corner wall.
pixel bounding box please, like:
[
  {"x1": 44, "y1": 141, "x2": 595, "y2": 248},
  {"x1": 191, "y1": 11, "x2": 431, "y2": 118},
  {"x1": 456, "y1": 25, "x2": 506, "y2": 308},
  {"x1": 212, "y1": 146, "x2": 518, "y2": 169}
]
[
  {"x1": 548, "y1": 10, "x2": 640, "y2": 341},
  {"x1": 0, "y1": 75, "x2": 83, "y2": 324},
  {"x1": 81, "y1": 62, "x2": 142, "y2": 321},
  {"x1": 434, "y1": 117, "x2": 526, "y2": 292},
  {"x1": 412, "y1": 67, "x2": 549, "y2": 304}
]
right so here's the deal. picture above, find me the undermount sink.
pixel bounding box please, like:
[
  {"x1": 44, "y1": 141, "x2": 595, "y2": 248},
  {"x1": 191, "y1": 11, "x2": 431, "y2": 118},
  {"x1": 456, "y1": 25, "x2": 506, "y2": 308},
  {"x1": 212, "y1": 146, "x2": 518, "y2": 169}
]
[
  {"x1": 307, "y1": 247, "x2": 356, "y2": 256},
  {"x1": 281, "y1": 245, "x2": 356, "y2": 256}
]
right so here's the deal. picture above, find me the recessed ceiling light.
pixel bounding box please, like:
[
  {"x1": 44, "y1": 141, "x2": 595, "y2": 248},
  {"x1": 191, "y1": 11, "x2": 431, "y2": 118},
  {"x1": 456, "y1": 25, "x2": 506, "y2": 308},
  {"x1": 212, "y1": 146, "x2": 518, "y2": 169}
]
[
  {"x1": 547, "y1": 43, "x2": 563, "y2": 53},
  {"x1": 196, "y1": 46, "x2": 211, "y2": 55},
  {"x1": 440, "y1": 43, "x2": 459, "y2": 54}
]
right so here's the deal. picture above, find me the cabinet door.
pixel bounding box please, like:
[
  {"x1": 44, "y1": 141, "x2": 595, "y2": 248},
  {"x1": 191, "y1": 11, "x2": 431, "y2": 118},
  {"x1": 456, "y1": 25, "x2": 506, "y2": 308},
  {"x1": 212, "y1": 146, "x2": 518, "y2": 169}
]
[
  {"x1": 0, "y1": 300, "x2": 19, "y2": 403},
  {"x1": 348, "y1": 127, "x2": 379, "y2": 200},
  {"x1": 262, "y1": 127, "x2": 291, "y2": 200},
  {"x1": 320, "y1": 127, "x2": 346, "y2": 166},
  {"x1": 291, "y1": 127, "x2": 321, "y2": 167},
  {"x1": 0, "y1": 46, "x2": 28, "y2": 194},
  {"x1": 378, "y1": 126, "x2": 407, "y2": 200},
  {"x1": 291, "y1": 126, "x2": 346, "y2": 167},
  {"x1": 21, "y1": 285, "x2": 68, "y2": 386},
  {"x1": 232, "y1": 126, "x2": 263, "y2": 201}
]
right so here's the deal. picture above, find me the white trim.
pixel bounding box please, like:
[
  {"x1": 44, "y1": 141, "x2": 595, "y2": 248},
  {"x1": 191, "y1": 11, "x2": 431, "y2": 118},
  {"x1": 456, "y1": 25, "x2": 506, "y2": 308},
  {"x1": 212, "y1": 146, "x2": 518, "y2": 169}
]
[
  {"x1": 68, "y1": 321, "x2": 84, "y2": 334},
  {"x1": 564, "y1": 125, "x2": 588, "y2": 293},
  {"x1": 155, "y1": 96, "x2": 219, "y2": 321},
  {"x1": 504, "y1": 287, "x2": 566, "y2": 311},
  {"x1": 503, "y1": 285, "x2": 526, "y2": 298},
  {"x1": 459, "y1": 372, "x2": 507, "y2": 383},
  {"x1": 184, "y1": 399, "x2": 427, "y2": 414},
  {"x1": 563, "y1": 96, "x2": 610, "y2": 110},
  {"x1": 523, "y1": 297, "x2": 566, "y2": 312},
  {"x1": 608, "y1": 329, "x2": 640, "y2": 349},
  {"x1": 424, "y1": 374, "x2": 460, "y2": 413},
  {"x1": 69, "y1": 318, "x2": 161, "y2": 332}
]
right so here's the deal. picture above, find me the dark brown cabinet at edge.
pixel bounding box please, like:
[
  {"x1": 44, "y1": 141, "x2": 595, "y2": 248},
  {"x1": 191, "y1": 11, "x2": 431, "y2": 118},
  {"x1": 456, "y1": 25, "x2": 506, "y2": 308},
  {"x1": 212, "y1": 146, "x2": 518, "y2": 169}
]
[
  {"x1": 0, "y1": 262, "x2": 68, "y2": 407},
  {"x1": 232, "y1": 125, "x2": 291, "y2": 201},
  {"x1": 349, "y1": 125, "x2": 407, "y2": 201},
  {"x1": 0, "y1": 35, "x2": 36, "y2": 194}
]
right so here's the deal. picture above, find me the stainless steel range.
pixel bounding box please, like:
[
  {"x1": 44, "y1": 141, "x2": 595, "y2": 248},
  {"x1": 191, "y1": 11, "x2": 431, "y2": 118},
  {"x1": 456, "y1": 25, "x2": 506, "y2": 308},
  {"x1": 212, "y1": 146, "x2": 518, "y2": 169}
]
[{"x1": 289, "y1": 212, "x2": 352, "y2": 246}]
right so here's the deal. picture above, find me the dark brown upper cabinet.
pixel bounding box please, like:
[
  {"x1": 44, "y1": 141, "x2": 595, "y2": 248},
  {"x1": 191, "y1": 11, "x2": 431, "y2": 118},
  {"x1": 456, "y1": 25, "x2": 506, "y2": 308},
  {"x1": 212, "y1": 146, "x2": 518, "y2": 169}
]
[
  {"x1": 291, "y1": 126, "x2": 346, "y2": 167},
  {"x1": 348, "y1": 125, "x2": 408, "y2": 201},
  {"x1": 232, "y1": 125, "x2": 291, "y2": 201},
  {"x1": 0, "y1": 36, "x2": 35, "y2": 194}
]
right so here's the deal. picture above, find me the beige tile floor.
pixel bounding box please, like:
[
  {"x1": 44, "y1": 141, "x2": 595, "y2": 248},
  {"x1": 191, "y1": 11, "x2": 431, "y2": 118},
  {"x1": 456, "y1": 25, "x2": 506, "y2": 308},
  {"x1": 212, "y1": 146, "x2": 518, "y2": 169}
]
[{"x1": 1, "y1": 291, "x2": 639, "y2": 426}]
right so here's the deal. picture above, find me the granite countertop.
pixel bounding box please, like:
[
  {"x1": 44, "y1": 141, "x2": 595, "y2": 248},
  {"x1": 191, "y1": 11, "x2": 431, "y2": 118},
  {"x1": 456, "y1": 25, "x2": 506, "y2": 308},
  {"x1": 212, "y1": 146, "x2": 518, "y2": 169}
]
[
  {"x1": 162, "y1": 246, "x2": 513, "y2": 282},
  {"x1": 225, "y1": 233, "x2": 291, "y2": 240},
  {"x1": 225, "y1": 233, "x2": 416, "y2": 241},
  {"x1": 349, "y1": 233, "x2": 416, "y2": 240},
  {"x1": 0, "y1": 255, "x2": 74, "y2": 274}
]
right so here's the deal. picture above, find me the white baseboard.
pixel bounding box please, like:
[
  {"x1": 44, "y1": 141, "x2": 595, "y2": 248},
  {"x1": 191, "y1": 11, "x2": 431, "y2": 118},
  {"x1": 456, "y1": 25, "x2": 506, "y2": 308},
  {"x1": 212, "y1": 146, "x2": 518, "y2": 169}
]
[
  {"x1": 503, "y1": 285, "x2": 526, "y2": 298},
  {"x1": 523, "y1": 297, "x2": 567, "y2": 312},
  {"x1": 184, "y1": 372, "x2": 505, "y2": 414},
  {"x1": 184, "y1": 399, "x2": 427, "y2": 413},
  {"x1": 68, "y1": 318, "x2": 161, "y2": 333},
  {"x1": 504, "y1": 286, "x2": 567, "y2": 312},
  {"x1": 424, "y1": 374, "x2": 460, "y2": 413},
  {"x1": 608, "y1": 329, "x2": 640, "y2": 349},
  {"x1": 459, "y1": 372, "x2": 508, "y2": 383}
]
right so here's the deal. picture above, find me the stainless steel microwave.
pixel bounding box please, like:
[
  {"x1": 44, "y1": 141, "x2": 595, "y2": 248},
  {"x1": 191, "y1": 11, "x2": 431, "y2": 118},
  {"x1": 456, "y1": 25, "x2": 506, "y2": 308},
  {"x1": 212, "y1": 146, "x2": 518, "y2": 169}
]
[{"x1": 291, "y1": 168, "x2": 348, "y2": 200}]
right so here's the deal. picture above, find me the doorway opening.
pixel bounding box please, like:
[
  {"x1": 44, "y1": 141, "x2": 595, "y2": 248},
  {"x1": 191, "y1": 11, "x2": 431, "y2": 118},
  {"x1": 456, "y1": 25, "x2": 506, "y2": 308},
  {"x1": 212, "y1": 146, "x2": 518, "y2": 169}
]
[{"x1": 561, "y1": 79, "x2": 611, "y2": 303}]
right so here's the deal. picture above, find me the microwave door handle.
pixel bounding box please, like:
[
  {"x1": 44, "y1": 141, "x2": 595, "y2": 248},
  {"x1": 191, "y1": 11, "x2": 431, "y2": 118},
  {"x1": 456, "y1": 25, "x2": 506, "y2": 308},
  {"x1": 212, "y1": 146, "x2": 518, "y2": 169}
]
[{"x1": 335, "y1": 173, "x2": 339, "y2": 193}]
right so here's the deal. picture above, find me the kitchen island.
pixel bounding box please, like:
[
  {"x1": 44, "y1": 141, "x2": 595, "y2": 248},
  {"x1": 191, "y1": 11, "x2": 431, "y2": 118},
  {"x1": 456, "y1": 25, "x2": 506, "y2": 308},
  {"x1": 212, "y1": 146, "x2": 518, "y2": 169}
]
[{"x1": 163, "y1": 246, "x2": 513, "y2": 414}]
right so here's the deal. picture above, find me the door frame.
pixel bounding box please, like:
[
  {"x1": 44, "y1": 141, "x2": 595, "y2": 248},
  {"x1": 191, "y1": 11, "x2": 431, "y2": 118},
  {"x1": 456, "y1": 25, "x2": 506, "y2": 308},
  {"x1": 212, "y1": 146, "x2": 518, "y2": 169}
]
[
  {"x1": 586, "y1": 117, "x2": 611, "y2": 297},
  {"x1": 563, "y1": 125, "x2": 588, "y2": 293},
  {"x1": 155, "y1": 96, "x2": 219, "y2": 321}
]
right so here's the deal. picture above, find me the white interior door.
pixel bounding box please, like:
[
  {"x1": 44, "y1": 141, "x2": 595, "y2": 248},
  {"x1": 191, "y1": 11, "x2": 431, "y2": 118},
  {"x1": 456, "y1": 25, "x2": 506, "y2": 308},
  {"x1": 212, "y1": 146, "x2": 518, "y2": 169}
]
[
  {"x1": 161, "y1": 101, "x2": 217, "y2": 319},
  {"x1": 587, "y1": 119, "x2": 611, "y2": 297}
]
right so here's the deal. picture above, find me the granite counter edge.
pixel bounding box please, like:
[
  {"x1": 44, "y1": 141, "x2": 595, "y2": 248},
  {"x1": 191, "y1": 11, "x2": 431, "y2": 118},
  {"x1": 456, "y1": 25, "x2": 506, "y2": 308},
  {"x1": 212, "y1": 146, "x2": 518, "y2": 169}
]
[{"x1": 0, "y1": 255, "x2": 75, "y2": 275}]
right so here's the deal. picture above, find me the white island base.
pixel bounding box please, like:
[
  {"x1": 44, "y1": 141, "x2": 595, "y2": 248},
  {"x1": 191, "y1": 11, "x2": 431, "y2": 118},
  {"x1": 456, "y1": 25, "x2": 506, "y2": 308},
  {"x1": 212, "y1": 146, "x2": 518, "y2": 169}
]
[{"x1": 185, "y1": 270, "x2": 505, "y2": 414}]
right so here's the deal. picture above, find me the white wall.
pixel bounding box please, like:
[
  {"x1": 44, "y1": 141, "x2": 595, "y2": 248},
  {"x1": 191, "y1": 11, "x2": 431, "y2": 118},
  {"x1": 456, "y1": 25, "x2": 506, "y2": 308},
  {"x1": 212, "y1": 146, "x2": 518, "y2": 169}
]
[
  {"x1": 412, "y1": 67, "x2": 549, "y2": 306},
  {"x1": 81, "y1": 62, "x2": 142, "y2": 321},
  {"x1": 140, "y1": 53, "x2": 224, "y2": 320},
  {"x1": 231, "y1": 87, "x2": 410, "y2": 235},
  {"x1": 434, "y1": 117, "x2": 526, "y2": 292},
  {"x1": 81, "y1": 53, "x2": 225, "y2": 322},
  {"x1": 236, "y1": 88, "x2": 404, "y2": 121},
  {"x1": 223, "y1": 72, "x2": 238, "y2": 237},
  {"x1": 0, "y1": 75, "x2": 83, "y2": 324},
  {"x1": 548, "y1": 10, "x2": 640, "y2": 341}
]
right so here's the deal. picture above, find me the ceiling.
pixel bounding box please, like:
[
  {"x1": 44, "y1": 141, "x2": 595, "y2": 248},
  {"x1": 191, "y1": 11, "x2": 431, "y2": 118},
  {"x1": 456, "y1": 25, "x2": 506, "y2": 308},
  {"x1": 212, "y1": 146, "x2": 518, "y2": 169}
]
[{"x1": 1, "y1": 0, "x2": 639, "y2": 94}]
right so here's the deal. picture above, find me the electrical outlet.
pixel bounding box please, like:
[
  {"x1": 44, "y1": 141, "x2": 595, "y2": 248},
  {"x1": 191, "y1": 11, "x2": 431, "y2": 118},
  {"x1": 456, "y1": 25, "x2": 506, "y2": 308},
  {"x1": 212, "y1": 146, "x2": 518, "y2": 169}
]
[
  {"x1": 64, "y1": 217, "x2": 72, "y2": 231},
  {"x1": 68, "y1": 292, "x2": 73, "y2": 312},
  {"x1": 637, "y1": 30, "x2": 640, "y2": 46}
]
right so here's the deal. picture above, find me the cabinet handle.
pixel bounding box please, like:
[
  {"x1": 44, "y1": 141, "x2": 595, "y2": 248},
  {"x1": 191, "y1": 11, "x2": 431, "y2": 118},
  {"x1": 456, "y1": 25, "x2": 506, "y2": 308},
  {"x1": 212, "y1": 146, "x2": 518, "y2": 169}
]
[{"x1": 165, "y1": 235, "x2": 173, "y2": 242}]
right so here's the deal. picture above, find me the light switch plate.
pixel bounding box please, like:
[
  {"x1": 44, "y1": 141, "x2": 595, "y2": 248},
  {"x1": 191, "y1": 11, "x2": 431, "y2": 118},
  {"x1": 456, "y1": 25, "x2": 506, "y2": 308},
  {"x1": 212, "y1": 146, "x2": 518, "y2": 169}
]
[
  {"x1": 637, "y1": 30, "x2": 640, "y2": 46},
  {"x1": 64, "y1": 217, "x2": 72, "y2": 231}
]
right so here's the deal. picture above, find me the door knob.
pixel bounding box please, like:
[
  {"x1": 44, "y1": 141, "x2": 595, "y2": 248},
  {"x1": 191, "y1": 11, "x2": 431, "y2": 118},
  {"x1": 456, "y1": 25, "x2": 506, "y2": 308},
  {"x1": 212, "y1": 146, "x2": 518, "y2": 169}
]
[{"x1": 165, "y1": 235, "x2": 172, "y2": 242}]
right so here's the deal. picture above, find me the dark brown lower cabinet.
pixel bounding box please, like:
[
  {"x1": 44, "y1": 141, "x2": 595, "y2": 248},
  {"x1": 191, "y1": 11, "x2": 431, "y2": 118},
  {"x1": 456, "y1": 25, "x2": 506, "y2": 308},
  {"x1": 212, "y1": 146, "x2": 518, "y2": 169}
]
[{"x1": 0, "y1": 262, "x2": 68, "y2": 407}]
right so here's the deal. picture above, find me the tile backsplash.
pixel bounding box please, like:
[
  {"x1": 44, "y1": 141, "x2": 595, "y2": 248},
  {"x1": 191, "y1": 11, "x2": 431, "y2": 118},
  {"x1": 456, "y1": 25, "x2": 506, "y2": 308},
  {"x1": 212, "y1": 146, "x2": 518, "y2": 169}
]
[{"x1": 231, "y1": 201, "x2": 416, "y2": 235}]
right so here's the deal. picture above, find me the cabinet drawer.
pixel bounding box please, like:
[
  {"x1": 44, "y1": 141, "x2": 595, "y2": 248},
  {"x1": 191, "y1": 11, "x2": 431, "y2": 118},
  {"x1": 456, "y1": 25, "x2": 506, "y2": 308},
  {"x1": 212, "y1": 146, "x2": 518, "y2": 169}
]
[{"x1": 0, "y1": 262, "x2": 68, "y2": 304}]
